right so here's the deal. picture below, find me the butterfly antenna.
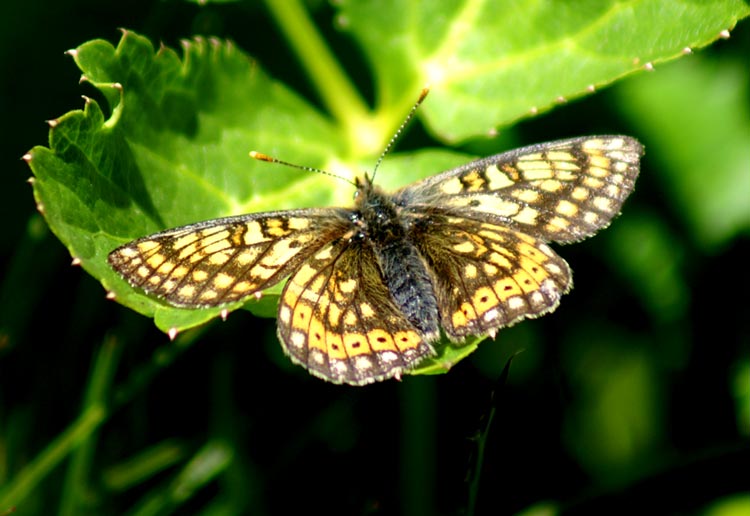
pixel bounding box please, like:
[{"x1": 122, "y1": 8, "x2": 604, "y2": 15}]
[
  {"x1": 371, "y1": 87, "x2": 430, "y2": 182},
  {"x1": 249, "y1": 151, "x2": 356, "y2": 187}
]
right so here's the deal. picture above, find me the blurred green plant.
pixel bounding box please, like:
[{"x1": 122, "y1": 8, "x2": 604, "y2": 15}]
[{"x1": 2, "y1": 0, "x2": 748, "y2": 514}]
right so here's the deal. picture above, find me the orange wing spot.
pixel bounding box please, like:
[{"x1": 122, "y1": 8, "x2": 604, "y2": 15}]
[
  {"x1": 325, "y1": 333, "x2": 343, "y2": 355},
  {"x1": 137, "y1": 241, "x2": 160, "y2": 253},
  {"x1": 464, "y1": 264, "x2": 478, "y2": 279},
  {"x1": 230, "y1": 226, "x2": 245, "y2": 246},
  {"x1": 333, "y1": 333, "x2": 358, "y2": 359},
  {"x1": 367, "y1": 329, "x2": 397, "y2": 352},
  {"x1": 462, "y1": 170, "x2": 485, "y2": 191},
  {"x1": 452, "y1": 240, "x2": 476, "y2": 254},
  {"x1": 589, "y1": 167, "x2": 610, "y2": 178},
  {"x1": 512, "y1": 269, "x2": 539, "y2": 293},
  {"x1": 472, "y1": 287, "x2": 500, "y2": 315},
  {"x1": 478, "y1": 228, "x2": 507, "y2": 242},
  {"x1": 283, "y1": 282, "x2": 302, "y2": 307},
  {"x1": 494, "y1": 277, "x2": 523, "y2": 301},
  {"x1": 327, "y1": 302, "x2": 342, "y2": 327},
  {"x1": 213, "y1": 272, "x2": 235, "y2": 289},
  {"x1": 517, "y1": 242, "x2": 547, "y2": 261},
  {"x1": 265, "y1": 219, "x2": 292, "y2": 237},
  {"x1": 156, "y1": 262, "x2": 175, "y2": 275},
  {"x1": 483, "y1": 263, "x2": 499, "y2": 276},
  {"x1": 232, "y1": 281, "x2": 254, "y2": 294},
  {"x1": 308, "y1": 316, "x2": 326, "y2": 351},
  {"x1": 393, "y1": 330, "x2": 421, "y2": 352},
  {"x1": 170, "y1": 265, "x2": 189, "y2": 279},
  {"x1": 293, "y1": 263, "x2": 317, "y2": 286},
  {"x1": 309, "y1": 275, "x2": 326, "y2": 295},
  {"x1": 208, "y1": 251, "x2": 231, "y2": 266},
  {"x1": 292, "y1": 303, "x2": 313, "y2": 331},
  {"x1": 539, "y1": 179, "x2": 562, "y2": 192},
  {"x1": 452, "y1": 302, "x2": 477, "y2": 329},
  {"x1": 488, "y1": 252, "x2": 513, "y2": 269},
  {"x1": 589, "y1": 155, "x2": 611, "y2": 168},
  {"x1": 176, "y1": 241, "x2": 199, "y2": 259},
  {"x1": 192, "y1": 269, "x2": 209, "y2": 282},
  {"x1": 359, "y1": 302, "x2": 375, "y2": 318},
  {"x1": 146, "y1": 253, "x2": 166, "y2": 269},
  {"x1": 519, "y1": 256, "x2": 550, "y2": 284},
  {"x1": 199, "y1": 290, "x2": 218, "y2": 302},
  {"x1": 343, "y1": 309, "x2": 358, "y2": 326},
  {"x1": 172, "y1": 232, "x2": 200, "y2": 250},
  {"x1": 236, "y1": 249, "x2": 260, "y2": 265},
  {"x1": 178, "y1": 284, "x2": 196, "y2": 299},
  {"x1": 344, "y1": 332, "x2": 372, "y2": 356}
]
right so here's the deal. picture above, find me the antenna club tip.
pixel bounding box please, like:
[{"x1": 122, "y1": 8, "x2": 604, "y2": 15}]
[
  {"x1": 419, "y1": 87, "x2": 430, "y2": 101},
  {"x1": 249, "y1": 151, "x2": 272, "y2": 162}
]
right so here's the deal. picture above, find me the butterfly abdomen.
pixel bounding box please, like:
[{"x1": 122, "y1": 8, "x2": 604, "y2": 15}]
[
  {"x1": 376, "y1": 240, "x2": 440, "y2": 341},
  {"x1": 357, "y1": 181, "x2": 441, "y2": 342}
]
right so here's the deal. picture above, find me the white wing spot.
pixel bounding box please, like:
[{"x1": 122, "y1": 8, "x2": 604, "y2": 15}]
[{"x1": 290, "y1": 331, "x2": 306, "y2": 349}]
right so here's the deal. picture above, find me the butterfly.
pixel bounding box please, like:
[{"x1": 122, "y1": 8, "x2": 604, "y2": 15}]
[{"x1": 109, "y1": 106, "x2": 642, "y2": 385}]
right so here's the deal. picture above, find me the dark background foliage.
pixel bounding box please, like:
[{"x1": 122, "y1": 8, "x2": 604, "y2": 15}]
[{"x1": 1, "y1": 1, "x2": 748, "y2": 515}]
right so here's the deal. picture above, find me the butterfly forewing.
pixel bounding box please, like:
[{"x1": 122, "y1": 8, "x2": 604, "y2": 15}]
[
  {"x1": 398, "y1": 136, "x2": 642, "y2": 243},
  {"x1": 108, "y1": 210, "x2": 351, "y2": 307}
]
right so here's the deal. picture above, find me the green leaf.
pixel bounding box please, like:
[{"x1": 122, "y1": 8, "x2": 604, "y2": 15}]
[
  {"x1": 339, "y1": 0, "x2": 750, "y2": 141},
  {"x1": 616, "y1": 55, "x2": 750, "y2": 249},
  {"x1": 28, "y1": 31, "x2": 347, "y2": 332},
  {"x1": 26, "y1": 0, "x2": 750, "y2": 379}
]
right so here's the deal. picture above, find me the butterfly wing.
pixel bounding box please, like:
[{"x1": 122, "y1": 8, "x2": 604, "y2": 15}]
[
  {"x1": 408, "y1": 212, "x2": 571, "y2": 339},
  {"x1": 277, "y1": 230, "x2": 435, "y2": 385},
  {"x1": 108, "y1": 209, "x2": 352, "y2": 307},
  {"x1": 396, "y1": 136, "x2": 643, "y2": 243},
  {"x1": 397, "y1": 135, "x2": 642, "y2": 340}
]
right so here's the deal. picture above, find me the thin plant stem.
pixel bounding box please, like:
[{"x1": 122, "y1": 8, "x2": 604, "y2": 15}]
[{"x1": 263, "y1": 0, "x2": 369, "y2": 134}]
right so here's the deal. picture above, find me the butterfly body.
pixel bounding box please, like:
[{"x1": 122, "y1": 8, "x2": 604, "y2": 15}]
[
  {"x1": 352, "y1": 176, "x2": 441, "y2": 341},
  {"x1": 109, "y1": 136, "x2": 643, "y2": 385}
]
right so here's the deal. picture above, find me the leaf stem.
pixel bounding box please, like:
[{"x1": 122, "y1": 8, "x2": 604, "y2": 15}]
[
  {"x1": 263, "y1": 0, "x2": 370, "y2": 140},
  {"x1": 0, "y1": 338, "x2": 120, "y2": 510},
  {"x1": 0, "y1": 326, "x2": 203, "y2": 510},
  {"x1": 0, "y1": 405, "x2": 107, "y2": 508},
  {"x1": 60, "y1": 336, "x2": 121, "y2": 515}
]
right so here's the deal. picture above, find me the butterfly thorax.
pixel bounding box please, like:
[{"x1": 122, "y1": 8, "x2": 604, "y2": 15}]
[
  {"x1": 353, "y1": 176, "x2": 407, "y2": 242},
  {"x1": 352, "y1": 176, "x2": 441, "y2": 341}
]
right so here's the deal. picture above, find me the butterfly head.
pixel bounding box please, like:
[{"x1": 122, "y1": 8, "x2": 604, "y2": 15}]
[{"x1": 353, "y1": 172, "x2": 376, "y2": 196}]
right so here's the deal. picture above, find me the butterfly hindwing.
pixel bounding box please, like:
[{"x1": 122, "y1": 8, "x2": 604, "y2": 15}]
[
  {"x1": 409, "y1": 212, "x2": 572, "y2": 339},
  {"x1": 277, "y1": 233, "x2": 435, "y2": 384}
]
